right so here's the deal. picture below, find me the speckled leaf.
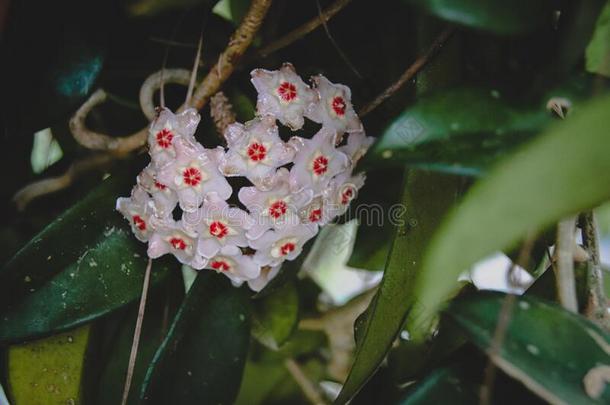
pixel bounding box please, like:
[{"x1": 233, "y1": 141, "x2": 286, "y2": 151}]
[
  {"x1": 446, "y1": 291, "x2": 610, "y2": 404},
  {"x1": 251, "y1": 281, "x2": 299, "y2": 350},
  {"x1": 7, "y1": 325, "x2": 90, "y2": 405},
  {"x1": 403, "y1": 0, "x2": 555, "y2": 35},
  {"x1": 0, "y1": 176, "x2": 175, "y2": 343},
  {"x1": 140, "y1": 272, "x2": 251, "y2": 404}
]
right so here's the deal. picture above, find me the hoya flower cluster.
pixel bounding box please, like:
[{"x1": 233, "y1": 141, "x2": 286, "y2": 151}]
[{"x1": 117, "y1": 63, "x2": 374, "y2": 291}]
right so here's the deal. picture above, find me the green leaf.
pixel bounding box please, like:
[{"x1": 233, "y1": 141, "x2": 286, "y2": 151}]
[
  {"x1": 403, "y1": 0, "x2": 555, "y2": 35},
  {"x1": 446, "y1": 291, "x2": 610, "y2": 404},
  {"x1": 361, "y1": 87, "x2": 550, "y2": 176},
  {"x1": 586, "y1": 1, "x2": 610, "y2": 78},
  {"x1": 7, "y1": 326, "x2": 90, "y2": 404},
  {"x1": 0, "y1": 176, "x2": 175, "y2": 343},
  {"x1": 415, "y1": 92, "x2": 610, "y2": 326},
  {"x1": 251, "y1": 281, "x2": 299, "y2": 350},
  {"x1": 139, "y1": 272, "x2": 250, "y2": 404},
  {"x1": 397, "y1": 363, "x2": 479, "y2": 405},
  {"x1": 413, "y1": 93, "x2": 610, "y2": 326},
  {"x1": 336, "y1": 170, "x2": 461, "y2": 404}
]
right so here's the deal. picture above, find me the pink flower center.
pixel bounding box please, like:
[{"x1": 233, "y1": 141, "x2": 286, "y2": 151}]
[
  {"x1": 280, "y1": 242, "x2": 296, "y2": 256},
  {"x1": 309, "y1": 208, "x2": 322, "y2": 222},
  {"x1": 183, "y1": 167, "x2": 202, "y2": 187},
  {"x1": 247, "y1": 142, "x2": 267, "y2": 162},
  {"x1": 154, "y1": 181, "x2": 167, "y2": 191},
  {"x1": 341, "y1": 187, "x2": 355, "y2": 205},
  {"x1": 312, "y1": 155, "x2": 329, "y2": 176},
  {"x1": 331, "y1": 96, "x2": 346, "y2": 116},
  {"x1": 209, "y1": 221, "x2": 229, "y2": 239},
  {"x1": 156, "y1": 129, "x2": 174, "y2": 148},
  {"x1": 170, "y1": 237, "x2": 187, "y2": 250},
  {"x1": 277, "y1": 81, "x2": 297, "y2": 102},
  {"x1": 132, "y1": 215, "x2": 146, "y2": 231},
  {"x1": 210, "y1": 260, "x2": 231, "y2": 271},
  {"x1": 268, "y1": 200, "x2": 288, "y2": 219}
]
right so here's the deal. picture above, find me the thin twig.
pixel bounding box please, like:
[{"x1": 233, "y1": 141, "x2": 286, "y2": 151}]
[
  {"x1": 149, "y1": 37, "x2": 198, "y2": 49},
  {"x1": 12, "y1": 153, "x2": 114, "y2": 211},
  {"x1": 580, "y1": 211, "x2": 609, "y2": 327},
  {"x1": 185, "y1": 34, "x2": 204, "y2": 106},
  {"x1": 121, "y1": 258, "x2": 153, "y2": 405},
  {"x1": 160, "y1": 11, "x2": 188, "y2": 108},
  {"x1": 359, "y1": 26, "x2": 455, "y2": 117},
  {"x1": 314, "y1": 0, "x2": 361, "y2": 78},
  {"x1": 187, "y1": 0, "x2": 273, "y2": 111},
  {"x1": 255, "y1": 0, "x2": 352, "y2": 59},
  {"x1": 284, "y1": 358, "x2": 328, "y2": 405},
  {"x1": 555, "y1": 216, "x2": 579, "y2": 312},
  {"x1": 480, "y1": 234, "x2": 536, "y2": 405}
]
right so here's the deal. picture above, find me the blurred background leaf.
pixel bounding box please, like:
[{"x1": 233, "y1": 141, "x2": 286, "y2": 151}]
[
  {"x1": 6, "y1": 326, "x2": 90, "y2": 404},
  {"x1": 402, "y1": 0, "x2": 556, "y2": 35}
]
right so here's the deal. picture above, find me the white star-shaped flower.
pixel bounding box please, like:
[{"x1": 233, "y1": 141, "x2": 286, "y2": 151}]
[
  {"x1": 156, "y1": 142, "x2": 232, "y2": 213},
  {"x1": 148, "y1": 108, "x2": 201, "y2": 166},
  {"x1": 116, "y1": 185, "x2": 158, "y2": 242},
  {"x1": 220, "y1": 116, "x2": 295, "y2": 186},
  {"x1": 250, "y1": 224, "x2": 318, "y2": 267},
  {"x1": 250, "y1": 63, "x2": 316, "y2": 130},
  {"x1": 238, "y1": 168, "x2": 313, "y2": 239},
  {"x1": 204, "y1": 245, "x2": 261, "y2": 286},
  {"x1": 288, "y1": 128, "x2": 350, "y2": 194},
  {"x1": 305, "y1": 75, "x2": 363, "y2": 137},
  {"x1": 182, "y1": 192, "x2": 254, "y2": 259},
  {"x1": 147, "y1": 220, "x2": 207, "y2": 269}
]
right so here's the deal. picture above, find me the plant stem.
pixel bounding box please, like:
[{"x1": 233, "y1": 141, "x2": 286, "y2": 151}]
[
  {"x1": 579, "y1": 211, "x2": 609, "y2": 327},
  {"x1": 254, "y1": 0, "x2": 353, "y2": 59},
  {"x1": 285, "y1": 358, "x2": 328, "y2": 405},
  {"x1": 121, "y1": 258, "x2": 153, "y2": 405},
  {"x1": 555, "y1": 216, "x2": 579, "y2": 312}
]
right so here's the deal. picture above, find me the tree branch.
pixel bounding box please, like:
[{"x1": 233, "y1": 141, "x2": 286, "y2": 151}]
[
  {"x1": 359, "y1": 26, "x2": 455, "y2": 117},
  {"x1": 68, "y1": 0, "x2": 273, "y2": 154},
  {"x1": 186, "y1": 0, "x2": 273, "y2": 111}
]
